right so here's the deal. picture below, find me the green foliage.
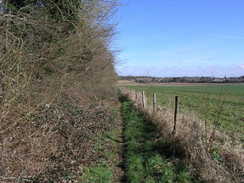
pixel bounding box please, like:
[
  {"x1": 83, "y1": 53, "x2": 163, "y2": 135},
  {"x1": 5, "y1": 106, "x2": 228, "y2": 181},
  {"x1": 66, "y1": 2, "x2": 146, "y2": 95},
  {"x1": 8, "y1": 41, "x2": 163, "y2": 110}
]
[
  {"x1": 81, "y1": 163, "x2": 113, "y2": 183},
  {"x1": 210, "y1": 146, "x2": 223, "y2": 162},
  {"x1": 176, "y1": 171, "x2": 193, "y2": 183},
  {"x1": 127, "y1": 155, "x2": 145, "y2": 183},
  {"x1": 146, "y1": 155, "x2": 174, "y2": 183}
]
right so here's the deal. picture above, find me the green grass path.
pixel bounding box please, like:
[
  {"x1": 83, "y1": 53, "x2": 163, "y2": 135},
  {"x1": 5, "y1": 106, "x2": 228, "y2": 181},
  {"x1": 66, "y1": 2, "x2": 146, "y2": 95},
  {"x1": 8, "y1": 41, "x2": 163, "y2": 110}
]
[{"x1": 120, "y1": 96, "x2": 200, "y2": 183}]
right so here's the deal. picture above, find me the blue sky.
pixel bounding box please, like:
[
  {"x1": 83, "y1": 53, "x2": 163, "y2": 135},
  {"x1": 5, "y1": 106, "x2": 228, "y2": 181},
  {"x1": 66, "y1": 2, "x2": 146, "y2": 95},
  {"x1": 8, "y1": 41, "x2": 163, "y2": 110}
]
[{"x1": 115, "y1": 0, "x2": 244, "y2": 77}]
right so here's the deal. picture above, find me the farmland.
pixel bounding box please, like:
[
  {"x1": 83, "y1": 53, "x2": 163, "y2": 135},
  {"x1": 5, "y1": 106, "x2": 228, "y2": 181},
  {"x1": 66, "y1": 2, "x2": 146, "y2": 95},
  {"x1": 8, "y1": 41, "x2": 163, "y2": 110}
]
[{"x1": 127, "y1": 84, "x2": 244, "y2": 141}]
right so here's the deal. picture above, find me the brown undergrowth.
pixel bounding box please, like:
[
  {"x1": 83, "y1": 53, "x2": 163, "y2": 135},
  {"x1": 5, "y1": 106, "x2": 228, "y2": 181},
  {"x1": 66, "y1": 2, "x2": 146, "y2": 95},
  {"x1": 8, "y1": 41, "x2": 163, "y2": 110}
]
[
  {"x1": 122, "y1": 88, "x2": 243, "y2": 183},
  {"x1": 1, "y1": 90, "x2": 118, "y2": 182},
  {"x1": 0, "y1": 0, "x2": 118, "y2": 182}
]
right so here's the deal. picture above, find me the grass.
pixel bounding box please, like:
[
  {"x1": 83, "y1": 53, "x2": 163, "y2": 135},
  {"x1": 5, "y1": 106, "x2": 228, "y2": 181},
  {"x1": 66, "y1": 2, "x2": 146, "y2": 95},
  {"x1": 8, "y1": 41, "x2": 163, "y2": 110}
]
[
  {"x1": 120, "y1": 97, "x2": 200, "y2": 183},
  {"x1": 81, "y1": 163, "x2": 113, "y2": 183},
  {"x1": 127, "y1": 84, "x2": 244, "y2": 141}
]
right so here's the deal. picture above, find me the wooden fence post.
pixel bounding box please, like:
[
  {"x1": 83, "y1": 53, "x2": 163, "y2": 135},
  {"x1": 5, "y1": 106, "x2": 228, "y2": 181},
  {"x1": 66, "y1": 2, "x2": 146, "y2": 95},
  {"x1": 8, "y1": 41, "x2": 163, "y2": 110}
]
[
  {"x1": 142, "y1": 91, "x2": 146, "y2": 108},
  {"x1": 172, "y1": 96, "x2": 178, "y2": 135},
  {"x1": 153, "y1": 93, "x2": 157, "y2": 113}
]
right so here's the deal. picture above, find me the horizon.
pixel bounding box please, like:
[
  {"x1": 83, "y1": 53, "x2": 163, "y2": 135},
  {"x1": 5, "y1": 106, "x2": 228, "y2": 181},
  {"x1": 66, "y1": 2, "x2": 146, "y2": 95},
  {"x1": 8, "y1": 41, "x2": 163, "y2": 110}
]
[
  {"x1": 115, "y1": 0, "x2": 244, "y2": 78},
  {"x1": 119, "y1": 75, "x2": 244, "y2": 78}
]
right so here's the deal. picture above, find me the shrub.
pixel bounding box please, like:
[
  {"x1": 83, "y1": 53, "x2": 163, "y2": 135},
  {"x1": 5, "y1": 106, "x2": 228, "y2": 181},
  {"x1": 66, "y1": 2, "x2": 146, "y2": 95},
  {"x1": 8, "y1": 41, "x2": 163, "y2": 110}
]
[{"x1": 0, "y1": 0, "x2": 118, "y2": 181}]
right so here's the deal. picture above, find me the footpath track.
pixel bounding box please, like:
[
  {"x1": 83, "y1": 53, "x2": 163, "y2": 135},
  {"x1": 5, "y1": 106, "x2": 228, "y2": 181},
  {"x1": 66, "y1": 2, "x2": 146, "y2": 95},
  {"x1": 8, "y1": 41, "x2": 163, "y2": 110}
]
[{"x1": 120, "y1": 95, "x2": 200, "y2": 183}]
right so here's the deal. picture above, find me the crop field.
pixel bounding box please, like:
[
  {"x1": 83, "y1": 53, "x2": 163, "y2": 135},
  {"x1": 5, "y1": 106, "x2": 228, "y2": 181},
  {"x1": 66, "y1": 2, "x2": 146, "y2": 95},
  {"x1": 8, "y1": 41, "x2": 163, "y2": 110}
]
[{"x1": 127, "y1": 84, "x2": 244, "y2": 141}]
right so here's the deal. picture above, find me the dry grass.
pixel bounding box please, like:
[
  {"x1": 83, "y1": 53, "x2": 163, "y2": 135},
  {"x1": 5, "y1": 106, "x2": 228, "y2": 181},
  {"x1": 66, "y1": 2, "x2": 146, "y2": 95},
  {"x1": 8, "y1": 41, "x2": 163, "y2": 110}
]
[{"x1": 122, "y1": 88, "x2": 243, "y2": 183}]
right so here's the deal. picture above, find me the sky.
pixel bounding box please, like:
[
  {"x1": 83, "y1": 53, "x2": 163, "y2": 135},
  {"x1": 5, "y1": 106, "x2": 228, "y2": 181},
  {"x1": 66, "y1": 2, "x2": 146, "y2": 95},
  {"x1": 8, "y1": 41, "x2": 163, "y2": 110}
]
[{"x1": 115, "y1": 0, "x2": 244, "y2": 77}]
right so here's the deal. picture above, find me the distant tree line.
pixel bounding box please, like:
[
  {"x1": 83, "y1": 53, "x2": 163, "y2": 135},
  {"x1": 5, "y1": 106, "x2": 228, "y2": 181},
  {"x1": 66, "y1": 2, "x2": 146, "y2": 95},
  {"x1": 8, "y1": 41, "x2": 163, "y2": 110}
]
[{"x1": 119, "y1": 76, "x2": 244, "y2": 83}]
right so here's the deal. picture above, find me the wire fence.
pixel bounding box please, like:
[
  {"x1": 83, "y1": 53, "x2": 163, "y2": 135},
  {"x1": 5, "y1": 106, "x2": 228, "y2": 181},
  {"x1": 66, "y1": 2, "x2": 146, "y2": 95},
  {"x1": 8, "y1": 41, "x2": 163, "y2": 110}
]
[{"x1": 121, "y1": 87, "x2": 244, "y2": 141}]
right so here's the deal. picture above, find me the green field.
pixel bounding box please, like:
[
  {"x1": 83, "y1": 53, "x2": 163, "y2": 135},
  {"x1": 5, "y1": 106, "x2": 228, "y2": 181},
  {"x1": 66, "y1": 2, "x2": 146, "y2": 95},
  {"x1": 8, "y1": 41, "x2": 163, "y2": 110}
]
[{"x1": 128, "y1": 84, "x2": 244, "y2": 141}]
